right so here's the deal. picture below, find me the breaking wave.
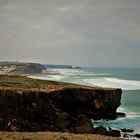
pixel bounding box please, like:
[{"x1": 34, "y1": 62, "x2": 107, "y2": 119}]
[
  {"x1": 83, "y1": 77, "x2": 140, "y2": 90},
  {"x1": 27, "y1": 75, "x2": 65, "y2": 81}
]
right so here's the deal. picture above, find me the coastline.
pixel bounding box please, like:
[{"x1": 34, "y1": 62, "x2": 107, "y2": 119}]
[
  {"x1": 0, "y1": 75, "x2": 139, "y2": 139},
  {"x1": 0, "y1": 75, "x2": 123, "y2": 137}
]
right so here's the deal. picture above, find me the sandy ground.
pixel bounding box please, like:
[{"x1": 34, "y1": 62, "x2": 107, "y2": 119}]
[{"x1": 0, "y1": 132, "x2": 124, "y2": 140}]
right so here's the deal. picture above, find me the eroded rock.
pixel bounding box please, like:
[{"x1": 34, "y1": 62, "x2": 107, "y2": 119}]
[
  {"x1": 72, "y1": 114, "x2": 94, "y2": 134},
  {"x1": 0, "y1": 75, "x2": 122, "y2": 133},
  {"x1": 56, "y1": 112, "x2": 71, "y2": 130}
]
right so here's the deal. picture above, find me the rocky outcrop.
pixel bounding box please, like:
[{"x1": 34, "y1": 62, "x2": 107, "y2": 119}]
[
  {"x1": 20, "y1": 63, "x2": 45, "y2": 74},
  {"x1": 11, "y1": 63, "x2": 46, "y2": 74},
  {"x1": 0, "y1": 75, "x2": 122, "y2": 132},
  {"x1": 0, "y1": 62, "x2": 46, "y2": 74},
  {"x1": 53, "y1": 87, "x2": 122, "y2": 120}
]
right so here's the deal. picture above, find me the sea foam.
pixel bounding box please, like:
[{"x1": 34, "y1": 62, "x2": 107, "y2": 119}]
[
  {"x1": 83, "y1": 77, "x2": 140, "y2": 90},
  {"x1": 28, "y1": 75, "x2": 65, "y2": 81}
]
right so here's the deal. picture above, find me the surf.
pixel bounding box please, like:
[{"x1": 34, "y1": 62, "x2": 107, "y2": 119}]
[{"x1": 83, "y1": 77, "x2": 140, "y2": 90}]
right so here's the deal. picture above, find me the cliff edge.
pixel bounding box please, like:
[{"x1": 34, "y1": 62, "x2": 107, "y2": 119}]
[{"x1": 0, "y1": 75, "x2": 122, "y2": 133}]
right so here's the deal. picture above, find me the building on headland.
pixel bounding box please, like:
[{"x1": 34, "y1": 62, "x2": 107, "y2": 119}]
[{"x1": 2, "y1": 65, "x2": 16, "y2": 73}]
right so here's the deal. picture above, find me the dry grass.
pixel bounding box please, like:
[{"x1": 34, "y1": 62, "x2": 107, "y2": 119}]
[
  {"x1": 0, "y1": 132, "x2": 123, "y2": 140},
  {"x1": 0, "y1": 75, "x2": 118, "y2": 92}
]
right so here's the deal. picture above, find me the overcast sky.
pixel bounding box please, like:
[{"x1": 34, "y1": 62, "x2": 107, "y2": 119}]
[{"x1": 0, "y1": 0, "x2": 140, "y2": 67}]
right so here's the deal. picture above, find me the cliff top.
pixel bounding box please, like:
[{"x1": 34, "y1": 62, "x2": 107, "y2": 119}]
[{"x1": 0, "y1": 75, "x2": 120, "y2": 93}]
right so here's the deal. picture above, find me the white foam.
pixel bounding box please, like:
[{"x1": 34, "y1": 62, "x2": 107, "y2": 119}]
[
  {"x1": 105, "y1": 78, "x2": 140, "y2": 87},
  {"x1": 27, "y1": 75, "x2": 65, "y2": 81},
  {"x1": 83, "y1": 77, "x2": 140, "y2": 90},
  {"x1": 46, "y1": 68, "x2": 110, "y2": 77},
  {"x1": 126, "y1": 112, "x2": 140, "y2": 119},
  {"x1": 46, "y1": 68, "x2": 84, "y2": 76},
  {"x1": 28, "y1": 75, "x2": 48, "y2": 80}
]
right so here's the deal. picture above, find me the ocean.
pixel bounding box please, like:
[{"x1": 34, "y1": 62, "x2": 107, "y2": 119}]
[{"x1": 28, "y1": 67, "x2": 140, "y2": 133}]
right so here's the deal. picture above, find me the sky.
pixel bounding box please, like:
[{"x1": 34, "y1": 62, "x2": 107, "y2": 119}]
[{"x1": 0, "y1": 0, "x2": 140, "y2": 67}]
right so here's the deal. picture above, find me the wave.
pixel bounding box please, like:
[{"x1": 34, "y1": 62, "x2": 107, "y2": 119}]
[
  {"x1": 46, "y1": 68, "x2": 110, "y2": 77},
  {"x1": 83, "y1": 77, "x2": 140, "y2": 90},
  {"x1": 27, "y1": 75, "x2": 65, "y2": 81}
]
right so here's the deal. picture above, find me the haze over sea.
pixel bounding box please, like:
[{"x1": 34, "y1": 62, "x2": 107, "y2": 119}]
[{"x1": 29, "y1": 67, "x2": 140, "y2": 133}]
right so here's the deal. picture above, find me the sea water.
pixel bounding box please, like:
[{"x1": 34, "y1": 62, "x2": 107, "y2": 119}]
[{"x1": 28, "y1": 67, "x2": 140, "y2": 133}]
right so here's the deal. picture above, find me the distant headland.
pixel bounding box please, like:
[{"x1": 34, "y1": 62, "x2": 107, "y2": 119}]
[{"x1": 0, "y1": 61, "x2": 81, "y2": 74}]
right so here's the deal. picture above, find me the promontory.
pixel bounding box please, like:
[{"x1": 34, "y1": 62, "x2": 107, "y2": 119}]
[{"x1": 0, "y1": 75, "x2": 123, "y2": 139}]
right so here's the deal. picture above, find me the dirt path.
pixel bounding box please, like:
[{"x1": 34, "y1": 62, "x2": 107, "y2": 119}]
[{"x1": 0, "y1": 132, "x2": 123, "y2": 140}]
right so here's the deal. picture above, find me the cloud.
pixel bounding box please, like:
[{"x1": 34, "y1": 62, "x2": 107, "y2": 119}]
[{"x1": 0, "y1": 0, "x2": 140, "y2": 67}]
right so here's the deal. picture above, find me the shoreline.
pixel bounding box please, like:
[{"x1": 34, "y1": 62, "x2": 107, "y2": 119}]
[{"x1": 0, "y1": 75, "x2": 139, "y2": 139}]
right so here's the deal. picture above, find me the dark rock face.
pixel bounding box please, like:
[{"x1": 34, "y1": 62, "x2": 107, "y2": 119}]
[
  {"x1": 14, "y1": 63, "x2": 46, "y2": 74},
  {"x1": 116, "y1": 112, "x2": 126, "y2": 118},
  {"x1": 134, "y1": 134, "x2": 140, "y2": 138},
  {"x1": 120, "y1": 128, "x2": 134, "y2": 133},
  {"x1": 54, "y1": 88, "x2": 122, "y2": 120},
  {"x1": 72, "y1": 114, "x2": 94, "y2": 134},
  {"x1": 94, "y1": 126, "x2": 107, "y2": 135},
  {"x1": 107, "y1": 130, "x2": 121, "y2": 137},
  {"x1": 56, "y1": 112, "x2": 71, "y2": 130},
  {"x1": 21, "y1": 63, "x2": 46, "y2": 74},
  {"x1": 0, "y1": 82, "x2": 122, "y2": 132}
]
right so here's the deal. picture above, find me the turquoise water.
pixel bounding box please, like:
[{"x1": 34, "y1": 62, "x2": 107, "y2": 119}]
[{"x1": 28, "y1": 67, "x2": 140, "y2": 133}]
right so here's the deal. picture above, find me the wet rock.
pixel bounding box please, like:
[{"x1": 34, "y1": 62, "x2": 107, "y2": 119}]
[
  {"x1": 107, "y1": 129, "x2": 121, "y2": 137},
  {"x1": 123, "y1": 133, "x2": 130, "y2": 138},
  {"x1": 121, "y1": 128, "x2": 134, "y2": 133},
  {"x1": 134, "y1": 134, "x2": 140, "y2": 138},
  {"x1": 116, "y1": 112, "x2": 126, "y2": 118},
  {"x1": 123, "y1": 133, "x2": 134, "y2": 139}
]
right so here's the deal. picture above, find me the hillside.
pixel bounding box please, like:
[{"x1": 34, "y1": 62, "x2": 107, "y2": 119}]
[{"x1": 0, "y1": 62, "x2": 46, "y2": 74}]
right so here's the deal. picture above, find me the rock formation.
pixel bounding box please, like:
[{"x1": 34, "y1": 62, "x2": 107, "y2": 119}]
[
  {"x1": 0, "y1": 62, "x2": 46, "y2": 74},
  {"x1": 0, "y1": 75, "x2": 122, "y2": 133}
]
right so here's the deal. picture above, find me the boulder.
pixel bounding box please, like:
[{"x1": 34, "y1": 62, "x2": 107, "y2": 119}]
[
  {"x1": 72, "y1": 114, "x2": 94, "y2": 134},
  {"x1": 116, "y1": 112, "x2": 126, "y2": 118},
  {"x1": 123, "y1": 133, "x2": 133, "y2": 138},
  {"x1": 95, "y1": 126, "x2": 107, "y2": 135},
  {"x1": 121, "y1": 128, "x2": 134, "y2": 133},
  {"x1": 107, "y1": 129, "x2": 121, "y2": 137},
  {"x1": 134, "y1": 134, "x2": 140, "y2": 138},
  {"x1": 56, "y1": 112, "x2": 71, "y2": 130}
]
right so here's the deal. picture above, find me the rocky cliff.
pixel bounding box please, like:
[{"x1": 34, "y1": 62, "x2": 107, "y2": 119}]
[
  {"x1": 0, "y1": 62, "x2": 46, "y2": 74},
  {"x1": 0, "y1": 75, "x2": 122, "y2": 133}
]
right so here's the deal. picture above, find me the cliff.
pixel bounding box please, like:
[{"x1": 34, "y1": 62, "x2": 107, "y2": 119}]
[
  {"x1": 0, "y1": 62, "x2": 46, "y2": 74},
  {"x1": 0, "y1": 75, "x2": 122, "y2": 133}
]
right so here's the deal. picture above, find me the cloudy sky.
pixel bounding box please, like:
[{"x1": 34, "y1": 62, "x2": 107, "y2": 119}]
[{"x1": 0, "y1": 0, "x2": 140, "y2": 67}]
